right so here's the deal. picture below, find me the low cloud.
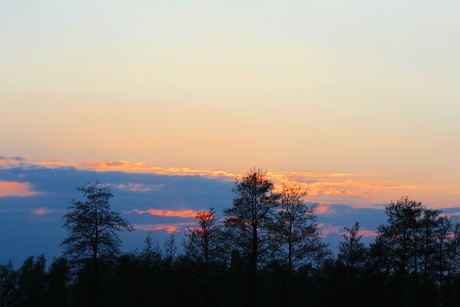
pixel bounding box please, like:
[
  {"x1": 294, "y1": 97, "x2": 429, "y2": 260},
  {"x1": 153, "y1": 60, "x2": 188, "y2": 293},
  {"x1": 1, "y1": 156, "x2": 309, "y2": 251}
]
[
  {"x1": 141, "y1": 224, "x2": 179, "y2": 233},
  {"x1": 0, "y1": 156, "x2": 25, "y2": 168},
  {"x1": 320, "y1": 223, "x2": 377, "y2": 238},
  {"x1": 132, "y1": 209, "x2": 196, "y2": 218},
  {"x1": 358, "y1": 229, "x2": 378, "y2": 237},
  {"x1": 32, "y1": 208, "x2": 55, "y2": 215},
  {"x1": 316, "y1": 205, "x2": 330, "y2": 214},
  {"x1": 0, "y1": 181, "x2": 38, "y2": 197},
  {"x1": 115, "y1": 183, "x2": 163, "y2": 192},
  {"x1": 134, "y1": 222, "x2": 193, "y2": 233},
  {"x1": 431, "y1": 203, "x2": 458, "y2": 208}
]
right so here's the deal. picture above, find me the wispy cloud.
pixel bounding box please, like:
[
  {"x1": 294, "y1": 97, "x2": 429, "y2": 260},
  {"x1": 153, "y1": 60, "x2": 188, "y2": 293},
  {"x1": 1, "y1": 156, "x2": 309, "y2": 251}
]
[
  {"x1": 142, "y1": 224, "x2": 179, "y2": 233},
  {"x1": 319, "y1": 224, "x2": 342, "y2": 236},
  {"x1": 431, "y1": 203, "x2": 458, "y2": 208},
  {"x1": 80, "y1": 160, "x2": 238, "y2": 179},
  {"x1": 316, "y1": 205, "x2": 330, "y2": 214},
  {"x1": 0, "y1": 156, "x2": 26, "y2": 168},
  {"x1": 358, "y1": 229, "x2": 378, "y2": 237},
  {"x1": 319, "y1": 223, "x2": 377, "y2": 237},
  {"x1": 131, "y1": 209, "x2": 196, "y2": 218},
  {"x1": 0, "y1": 181, "x2": 38, "y2": 197},
  {"x1": 32, "y1": 208, "x2": 55, "y2": 215},
  {"x1": 115, "y1": 183, "x2": 163, "y2": 192},
  {"x1": 134, "y1": 222, "x2": 194, "y2": 233}
]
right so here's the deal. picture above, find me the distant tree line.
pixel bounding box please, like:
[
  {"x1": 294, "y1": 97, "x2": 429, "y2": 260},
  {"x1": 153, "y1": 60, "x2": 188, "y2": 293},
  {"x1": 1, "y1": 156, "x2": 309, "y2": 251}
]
[{"x1": 2, "y1": 169, "x2": 460, "y2": 306}]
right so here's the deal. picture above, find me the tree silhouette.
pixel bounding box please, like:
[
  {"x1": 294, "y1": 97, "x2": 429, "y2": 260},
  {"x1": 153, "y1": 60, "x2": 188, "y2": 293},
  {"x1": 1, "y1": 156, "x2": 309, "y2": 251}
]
[
  {"x1": 0, "y1": 260, "x2": 17, "y2": 307},
  {"x1": 61, "y1": 181, "x2": 133, "y2": 306},
  {"x1": 370, "y1": 196, "x2": 457, "y2": 306},
  {"x1": 16, "y1": 255, "x2": 47, "y2": 307},
  {"x1": 338, "y1": 221, "x2": 367, "y2": 276},
  {"x1": 223, "y1": 168, "x2": 280, "y2": 304},
  {"x1": 372, "y1": 197, "x2": 423, "y2": 305},
  {"x1": 337, "y1": 221, "x2": 368, "y2": 306},
  {"x1": 268, "y1": 184, "x2": 326, "y2": 306},
  {"x1": 45, "y1": 257, "x2": 70, "y2": 307},
  {"x1": 184, "y1": 208, "x2": 224, "y2": 306}
]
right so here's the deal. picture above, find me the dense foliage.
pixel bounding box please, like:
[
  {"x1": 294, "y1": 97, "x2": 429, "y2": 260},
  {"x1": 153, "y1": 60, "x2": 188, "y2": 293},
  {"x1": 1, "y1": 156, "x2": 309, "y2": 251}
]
[{"x1": 2, "y1": 172, "x2": 460, "y2": 306}]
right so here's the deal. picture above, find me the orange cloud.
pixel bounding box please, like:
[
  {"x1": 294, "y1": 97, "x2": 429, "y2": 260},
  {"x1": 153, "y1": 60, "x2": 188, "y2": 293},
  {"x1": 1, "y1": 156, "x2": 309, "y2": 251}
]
[
  {"x1": 132, "y1": 209, "x2": 196, "y2": 218},
  {"x1": 33, "y1": 208, "x2": 54, "y2": 215},
  {"x1": 142, "y1": 224, "x2": 179, "y2": 233},
  {"x1": 80, "y1": 161, "x2": 238, "y2": 180},
  {"x1": 0, "y1": 181, "x2": 37, "y2": 197},
  {"x1": 135, "y1": 222, "x2": 193, "y2": 233}
]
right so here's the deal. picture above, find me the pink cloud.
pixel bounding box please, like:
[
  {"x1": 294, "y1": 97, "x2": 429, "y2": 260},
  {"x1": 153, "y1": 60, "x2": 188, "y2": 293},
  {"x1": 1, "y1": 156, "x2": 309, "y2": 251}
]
[
  {"x1": 33, "y1": 208, "x2": 54, "y2": 215},
  {"x1": 320, "y1": 225, "x2": 342, "y2": 236},
  {"x1": 0, "y1": 181, "x2": 37, "y2": 197},
  {"x1": 316, "y1": 205, "x2": 330, "y2": 214},
  {"x1": 358, "y1": 229, "x2": 378, "y2": 237}
]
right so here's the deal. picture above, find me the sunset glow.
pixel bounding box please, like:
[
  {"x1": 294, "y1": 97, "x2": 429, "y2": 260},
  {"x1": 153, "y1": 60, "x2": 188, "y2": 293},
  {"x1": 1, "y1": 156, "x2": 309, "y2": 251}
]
[
  {"x1": 1, "y1": 156, "x2": 452, "y2": 208},
  {"x1": 1, "y1": 1, "x2": 459, "y2": 274}
]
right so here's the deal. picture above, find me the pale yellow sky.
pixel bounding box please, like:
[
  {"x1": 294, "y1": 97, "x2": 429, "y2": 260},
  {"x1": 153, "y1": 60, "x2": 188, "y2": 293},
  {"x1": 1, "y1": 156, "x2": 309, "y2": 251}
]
[{"x1": 1, "y1": 1, "x2": 459, "y2": 203}]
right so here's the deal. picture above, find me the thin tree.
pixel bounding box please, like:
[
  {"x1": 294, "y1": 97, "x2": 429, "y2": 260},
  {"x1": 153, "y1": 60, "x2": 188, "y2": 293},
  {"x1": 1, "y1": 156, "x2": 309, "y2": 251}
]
[
  {"x1": 269, "y1": 184, "x2": 326, "y2": 307},
  {"x1": 223, "y1": 168, "x2": 279, "y2": 304},
  {"x1": 338, "y1": 221, "x2": 367, "y2": 277},
  {"x1": 184, "y1": 208, "x2": 223, "y2": 307},
  {"x1": 337, "y1": 221, "x2": 368, "y2": 306},
  {"x1": 0, "y1": 260, "x2": 18, "y2": 307},
  {"x1": 61, "y1": 181, "x2": 133, "y2": 306},
  {"x1": 45, "y1": 257, "x2": 70, "y2": 307},
  {"x1": 16, "y1": 255, "x2": 47, "y2": 307}
]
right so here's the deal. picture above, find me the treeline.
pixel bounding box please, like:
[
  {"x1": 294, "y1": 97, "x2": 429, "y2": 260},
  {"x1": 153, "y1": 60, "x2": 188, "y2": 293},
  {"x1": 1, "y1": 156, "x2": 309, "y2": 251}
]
[{"x1": 2, "y1": 169, "x2": 460, "y2": 306}]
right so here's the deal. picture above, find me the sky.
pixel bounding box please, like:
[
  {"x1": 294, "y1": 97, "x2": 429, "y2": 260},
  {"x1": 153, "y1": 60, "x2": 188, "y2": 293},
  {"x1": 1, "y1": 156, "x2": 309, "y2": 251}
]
[{"x1": 1, "y1": 1, "x2": 459, "y2": 265}]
